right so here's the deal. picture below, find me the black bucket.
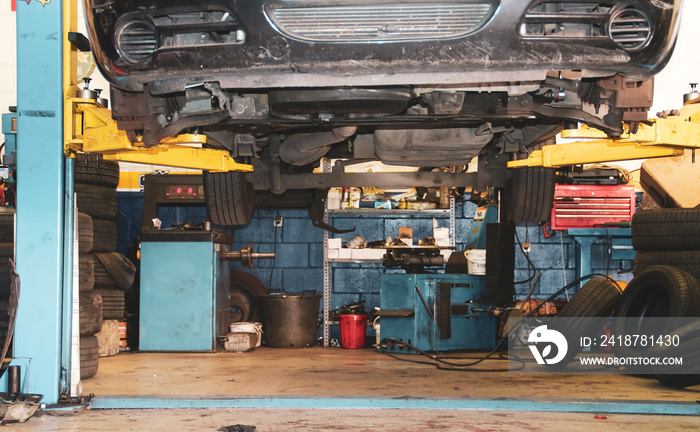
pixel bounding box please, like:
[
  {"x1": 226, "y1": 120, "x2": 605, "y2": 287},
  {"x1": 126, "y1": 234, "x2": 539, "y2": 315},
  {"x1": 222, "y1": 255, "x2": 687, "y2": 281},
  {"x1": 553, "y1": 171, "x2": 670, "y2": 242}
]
[{"x1": 259, "y1": 293, "x2": 322, "y2": 348}]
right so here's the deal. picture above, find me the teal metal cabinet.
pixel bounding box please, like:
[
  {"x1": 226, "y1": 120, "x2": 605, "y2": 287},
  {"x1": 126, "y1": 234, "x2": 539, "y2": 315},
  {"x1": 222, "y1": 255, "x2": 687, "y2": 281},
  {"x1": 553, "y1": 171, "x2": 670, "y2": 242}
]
[{"x1": 139, "y1": 231, "x2": 229, "y2": 351}]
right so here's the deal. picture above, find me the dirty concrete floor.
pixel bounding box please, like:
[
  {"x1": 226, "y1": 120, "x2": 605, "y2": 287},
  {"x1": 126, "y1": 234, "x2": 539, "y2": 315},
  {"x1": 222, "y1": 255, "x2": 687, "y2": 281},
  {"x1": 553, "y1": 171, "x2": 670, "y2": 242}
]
[
  {"x1": 13, "y1": 347, "x2": 684, "y2": 431},
  {"x1": 7, "y1": 408, "x2": 700, "y2": 431},
  {"x1": 83, "y1": 348, "x2": 699, "y2": 402}
]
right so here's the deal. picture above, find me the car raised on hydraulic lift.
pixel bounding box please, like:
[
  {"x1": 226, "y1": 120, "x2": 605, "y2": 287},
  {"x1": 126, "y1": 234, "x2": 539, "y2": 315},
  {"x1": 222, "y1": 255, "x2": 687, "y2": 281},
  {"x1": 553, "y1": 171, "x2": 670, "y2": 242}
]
[{"x1": 82, "y1": 0, "x2": 682, "y2": 225}]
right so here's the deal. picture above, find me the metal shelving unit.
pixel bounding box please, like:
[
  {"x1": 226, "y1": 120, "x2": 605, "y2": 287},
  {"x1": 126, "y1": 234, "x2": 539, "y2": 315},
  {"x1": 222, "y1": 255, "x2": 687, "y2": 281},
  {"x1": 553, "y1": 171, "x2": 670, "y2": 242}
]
[{"x1": 322, "y1": 196, "x2": 456, "y2": 346}]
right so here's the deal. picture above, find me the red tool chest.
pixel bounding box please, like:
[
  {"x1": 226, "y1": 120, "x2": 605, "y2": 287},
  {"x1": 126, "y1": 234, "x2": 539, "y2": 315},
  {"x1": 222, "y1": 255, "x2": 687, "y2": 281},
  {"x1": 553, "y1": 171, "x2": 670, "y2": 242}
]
[{"x1": 550, "y1": 185, "x2": 636, "y2": 230}]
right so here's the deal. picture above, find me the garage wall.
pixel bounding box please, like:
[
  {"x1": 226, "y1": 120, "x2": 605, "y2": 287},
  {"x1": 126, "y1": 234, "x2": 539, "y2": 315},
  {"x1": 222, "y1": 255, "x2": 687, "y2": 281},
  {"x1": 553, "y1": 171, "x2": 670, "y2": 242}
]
[{"x1": 229, "y1": 203, "x2": 632, "y2": 312}]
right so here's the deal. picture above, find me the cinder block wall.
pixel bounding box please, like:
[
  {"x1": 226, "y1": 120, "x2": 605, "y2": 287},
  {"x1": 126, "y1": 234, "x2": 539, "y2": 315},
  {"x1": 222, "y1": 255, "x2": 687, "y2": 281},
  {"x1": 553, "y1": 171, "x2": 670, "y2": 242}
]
[{"x1": 232, "y1": 202, "x2": 634, "y2": 312}]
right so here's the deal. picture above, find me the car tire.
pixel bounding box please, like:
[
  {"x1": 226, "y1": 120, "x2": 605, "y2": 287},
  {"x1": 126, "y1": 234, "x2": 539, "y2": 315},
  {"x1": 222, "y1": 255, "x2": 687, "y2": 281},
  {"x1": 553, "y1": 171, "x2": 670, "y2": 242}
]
[
  {"x1": 79, "y1": 291, "x2": 103, "y2": 336},
  {"x1": 633, "y1": 251, "x2": 700, "y2": 279},
  {"x1": 79, "y1": 253, "x2": 95, "y2": 292},
  {"x1": 229, "y1": 288, "x2": 254, "y2": 323},
  {"x1": 632, "y1": 208, "x2": 700, "y2": 252},
  {"x1": 92, "y1": 219, "x2": 118, "y2": 253},
  {"x1": 203, "y1": 171, "x2": 254, "y2": 226},
  {"x1": 78, "y1": 212, "x2": 94, "y2": 253},
  {"x1": 504, "y1": 166, "x2": 556, "y2": 224},
  {"x1": 75, "y1": 184, "x2": 118, "y2": 221},
  {"x1": 651, "y1": 320, "x2": 700, "y2": 388},
  {"x1": 554, "y1": 277, "x2": 622, "y2": 363},
  {"x1": 611, "y1": 265, "x2": 700, "y2": 359},
  {"x1": 0, "y1": 214, "x2": 14, "y2": 243},
  {"x1": 93, "y1": 254, "x2": 118, "y2": 290},
  {"x1": 95, "y1": 288, "x2": 125, "y2": 320},
  {"x1": 75, "y1": 154, "x2": 120, "y2": 188},
  {"x1": 230, "y1": 270, "x2": 269, "y2": 323},
  {"x1": 80, "y1": 335, "x2": 100, "y2": 379}
]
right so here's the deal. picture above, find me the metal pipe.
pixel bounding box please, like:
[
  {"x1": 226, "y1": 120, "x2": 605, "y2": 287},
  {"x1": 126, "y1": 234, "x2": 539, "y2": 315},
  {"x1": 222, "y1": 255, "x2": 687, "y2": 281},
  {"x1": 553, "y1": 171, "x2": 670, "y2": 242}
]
[
  {"x1": 61, "y1": 157, "x2": 76, "y2": 398},
  {"x1": 220, "y1": 244, "x2": 275, "y2": 268}
]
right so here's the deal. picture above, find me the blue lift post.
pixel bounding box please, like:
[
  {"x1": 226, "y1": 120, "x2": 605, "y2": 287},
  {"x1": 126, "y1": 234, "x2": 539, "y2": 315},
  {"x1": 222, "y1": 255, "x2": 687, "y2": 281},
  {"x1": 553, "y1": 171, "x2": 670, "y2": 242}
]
[{"x1": 13, "y1": 0, "x2": 68, "y2": 404}]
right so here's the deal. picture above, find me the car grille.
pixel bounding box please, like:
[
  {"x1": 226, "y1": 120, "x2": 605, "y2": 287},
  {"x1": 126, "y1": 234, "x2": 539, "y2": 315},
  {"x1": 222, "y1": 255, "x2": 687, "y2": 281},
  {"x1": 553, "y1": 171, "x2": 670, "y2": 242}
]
[
  {"x1": 116, "y1": 20, "x2": 159, "y2": 64},
  {"x1": 521, "y1": 2, "x2": 653, "y2": 51},
  {"x1": 267, "y1": 3, "x2": 494, "y2": 42},
  {"x1": 115, "y1": 10, "x2": 245, "y2": 64},
  {"x1": 609, "y1": 8, "x2": 652, "y2": 50}
]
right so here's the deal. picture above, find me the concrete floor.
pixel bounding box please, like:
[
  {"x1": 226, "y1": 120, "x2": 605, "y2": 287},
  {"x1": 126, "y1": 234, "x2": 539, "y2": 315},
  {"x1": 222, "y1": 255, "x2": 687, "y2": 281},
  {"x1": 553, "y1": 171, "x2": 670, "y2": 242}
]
[
  {"x1": 10, "y1": 347, "x2": 700, "y2": 430},
  {"x1": 7, "y1": 408, "x2": 700, "y2": 432}
]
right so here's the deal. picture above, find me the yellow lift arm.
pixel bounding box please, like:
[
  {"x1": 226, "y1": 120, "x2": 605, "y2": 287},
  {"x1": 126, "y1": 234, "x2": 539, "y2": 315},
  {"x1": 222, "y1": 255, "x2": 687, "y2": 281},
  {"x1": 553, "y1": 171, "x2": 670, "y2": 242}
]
[
  {"x1": 508, "y1": 102, "x2": 700, "y2": 169},
  {"x1": 64, "y1": 98, "x2": 252, "y2": 173},
  {"x1": 62, "y1": 0, "x2": 251, "y2": 173}
]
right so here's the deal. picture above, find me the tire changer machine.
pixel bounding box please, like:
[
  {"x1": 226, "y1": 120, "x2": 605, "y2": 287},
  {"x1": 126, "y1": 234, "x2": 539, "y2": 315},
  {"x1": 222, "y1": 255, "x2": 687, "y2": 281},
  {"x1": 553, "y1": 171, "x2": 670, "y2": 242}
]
[
  {"x1": 138, "y1": 174, "x2": 273, "y2": 351},
  {"x1": 378, "y1": 206, "x2": 515, "y2": 353}
]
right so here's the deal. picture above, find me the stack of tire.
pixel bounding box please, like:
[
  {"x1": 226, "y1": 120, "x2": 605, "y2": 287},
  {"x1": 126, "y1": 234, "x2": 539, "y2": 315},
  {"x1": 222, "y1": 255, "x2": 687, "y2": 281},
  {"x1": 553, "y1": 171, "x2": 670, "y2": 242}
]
[
  {"x1": 75, "y1": 154, "x2": 133, "y2": 379},
  {"x1": 628, "y1": 208, "x2": 700, "y2": 388},
  {"x1": 0, "y1": 211, "x2": 15, "y2": 347}
]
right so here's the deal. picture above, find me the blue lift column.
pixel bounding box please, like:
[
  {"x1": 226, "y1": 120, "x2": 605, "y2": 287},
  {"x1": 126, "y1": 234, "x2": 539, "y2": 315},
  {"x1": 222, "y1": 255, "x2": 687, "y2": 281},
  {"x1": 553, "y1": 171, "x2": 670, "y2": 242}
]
[{"x1": 14, "y1": 0, "x2": 66, "y2": 404}]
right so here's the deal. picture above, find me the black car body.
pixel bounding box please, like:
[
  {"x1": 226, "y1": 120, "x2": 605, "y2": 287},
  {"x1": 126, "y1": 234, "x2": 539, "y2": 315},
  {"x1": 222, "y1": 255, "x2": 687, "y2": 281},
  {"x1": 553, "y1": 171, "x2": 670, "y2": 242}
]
[{"x1": 83, "y1": 0, "x2": 682, "y2": 224}]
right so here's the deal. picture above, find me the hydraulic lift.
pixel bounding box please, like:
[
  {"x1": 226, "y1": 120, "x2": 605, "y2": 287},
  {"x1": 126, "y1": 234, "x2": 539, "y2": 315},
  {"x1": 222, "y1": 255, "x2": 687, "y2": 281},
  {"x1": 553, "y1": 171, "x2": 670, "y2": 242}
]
[{"x1": 10, "y1": 0, "x2": 700, "y2": 408}]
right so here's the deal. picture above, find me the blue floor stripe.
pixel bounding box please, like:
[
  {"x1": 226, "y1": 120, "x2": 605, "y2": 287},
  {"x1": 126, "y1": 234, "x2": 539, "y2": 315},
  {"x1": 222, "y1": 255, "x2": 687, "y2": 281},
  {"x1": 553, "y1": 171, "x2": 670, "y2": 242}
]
[{"x1": 88, "y1": 396, "x2": 700, "y2": 416}]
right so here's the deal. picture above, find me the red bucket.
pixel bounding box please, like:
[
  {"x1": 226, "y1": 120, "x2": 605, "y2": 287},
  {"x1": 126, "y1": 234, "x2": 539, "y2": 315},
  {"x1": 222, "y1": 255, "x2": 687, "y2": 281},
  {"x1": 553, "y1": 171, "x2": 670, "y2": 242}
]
[{"x1": 339, "y1": 314, "x2": 368, "y2": 349}]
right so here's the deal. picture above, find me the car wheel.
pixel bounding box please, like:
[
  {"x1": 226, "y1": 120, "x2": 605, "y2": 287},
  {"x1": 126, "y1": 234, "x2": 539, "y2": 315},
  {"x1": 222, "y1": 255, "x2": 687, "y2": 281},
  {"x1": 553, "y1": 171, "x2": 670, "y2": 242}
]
[
  {"x1": 504, "y1": 167, "x2": 556, "y2": 224},
  {"x1": 79, "y1": 253, "x2": 95, "y2": 292},
  {"x1": 78, "y1": 213, "x2": 94, "y2": 254},
  {"x1": 203, "y1": 171, "x2": 254, "y2": 226},
  {"x1": 554, "y1": 277, "x2": 623, "y2": 364},
  {"x1": 611, "y1": 265, "x2": 700, "y2": 359},
  {"x1": 80, "y1": 335, "x2": 99, "y2": 379},
  {"x1": 95, "y1": 288, "x2": 125, "y2": 320},
  {"x1": 92, "y1": 219, "x2": 118, "y2": 253},
  {"x1": 632, "y1": 208, "x2": 700, "y2": 252},
  {"x1": 79, "y1": 291, "x2": 103, "y2": 336},
  {"x1": 230, "y1": 270, "x2": 269, "y2": 323},
  {"x1": 633, "y1": 251, "x2": 700, "y2": 279},
  {"x1": 74, "y1": 154, "x2": 120, "y2": 188}
]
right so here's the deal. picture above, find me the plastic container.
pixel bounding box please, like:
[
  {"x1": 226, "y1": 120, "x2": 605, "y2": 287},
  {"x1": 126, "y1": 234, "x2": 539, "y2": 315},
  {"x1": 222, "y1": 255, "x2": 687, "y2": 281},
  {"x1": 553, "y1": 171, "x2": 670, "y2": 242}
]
[
  {"x1": 224, "y1": 322, "x2": 263, "y2": 352},
  {"x1": 260, "y1": 294, "x2": 321, "y2": 348},
  {"x1": 339, "y1": 314, "x2": 368, "y2": 349},
  {"x1": 466, "y1": 249, "x2": 487, "y2": 275}
]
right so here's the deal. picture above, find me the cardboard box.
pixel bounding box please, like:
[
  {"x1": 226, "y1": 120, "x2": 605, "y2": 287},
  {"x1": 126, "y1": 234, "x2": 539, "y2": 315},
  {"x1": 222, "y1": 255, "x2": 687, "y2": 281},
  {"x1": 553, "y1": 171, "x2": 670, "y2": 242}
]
[
  {"x1": 327, "y1": 249, "x2": 339, "y2": 259},
  {"x1": 327, "y1": 238, "x2": 343, "y2": 249},
  {"x1": 338, "y1": 249, "x2": 352, "y2": 259}
]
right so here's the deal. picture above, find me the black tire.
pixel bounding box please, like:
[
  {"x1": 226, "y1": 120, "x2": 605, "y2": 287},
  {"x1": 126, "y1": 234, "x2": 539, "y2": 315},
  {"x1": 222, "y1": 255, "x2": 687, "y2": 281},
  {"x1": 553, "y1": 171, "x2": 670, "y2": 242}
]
[
  {"x1": 79, "y1": 253, "x2": 95, "y2": 292},
  {"x1": 203, "y1": 171, "x2": 254, "y2": 226},
  {"x1": 80, "y1": 335, "x2": 99, "y2": 379},
  {"x1": 229, "y1": 288, "x2": 254, "y2": 323},
  {"x1": 633, "y1": 251, "x2": 700, "y2": 279},
  {"x1": 93, "y1": 254, "x2": 118, "y2": 289},
  {"x1": 504, "y1": 167, "x2": 556, "y2": 224},
  {"x1": 79, "y1": 291, "x2": 103, "y2": 336},
  {"x1": 75, "y1": 184, "x2": 118, "y2": 221},
  {"x1": 94, "y1": 252, "x2": 136, "y2": 291},
  {"x1": 0, "y1": 213, "x2": 14, "y2": 243},
  {"x1": 75, "y1": 153, "x2": 120, "y2": 188},
  {"x1": 230, "y1": 270, "x2": 269, "y2": 323},
  {"x1": 95, "y1": 288, "x2": 125, "y2": 320},
  {"x1": 554, "y1": 277, "x2": 623, "y2": 363},
  {"x1": 612, "y1": 265, "x2": 700, "y2": 358},
  {"x1": 651, "y1": 320, "x2": 700, "y2": 388},
  {"x1": 632, "y1": 208, "x2": 700, "y2": 252},
  {"x1": 92, "y1": 219, "x2": 118, "y2": 253},
  {"x1": 78, "y1": 212, "x2": 94, "y2": 254}
]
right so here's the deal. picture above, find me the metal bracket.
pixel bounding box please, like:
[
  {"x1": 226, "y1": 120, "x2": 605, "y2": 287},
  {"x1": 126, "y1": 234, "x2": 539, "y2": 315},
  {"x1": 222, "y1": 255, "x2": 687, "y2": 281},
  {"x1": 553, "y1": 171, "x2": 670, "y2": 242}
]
[
  {"x1": 508, "y1": 110, "x2": 700, "y2": 169},
  {"x1": 63, "y1": 97, "x2": 253, "y2": 173}
]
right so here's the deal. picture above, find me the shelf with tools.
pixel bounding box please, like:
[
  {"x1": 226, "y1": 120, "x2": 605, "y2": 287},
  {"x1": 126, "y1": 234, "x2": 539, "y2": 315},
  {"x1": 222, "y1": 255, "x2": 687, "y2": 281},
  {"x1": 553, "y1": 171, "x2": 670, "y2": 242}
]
[{"x1": 321, "y1": 197, "x2": 456, "y2": 346}]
